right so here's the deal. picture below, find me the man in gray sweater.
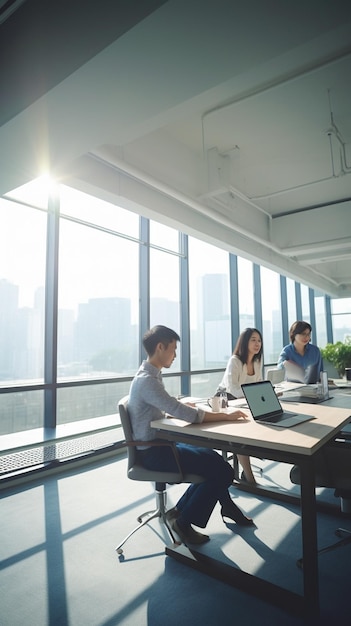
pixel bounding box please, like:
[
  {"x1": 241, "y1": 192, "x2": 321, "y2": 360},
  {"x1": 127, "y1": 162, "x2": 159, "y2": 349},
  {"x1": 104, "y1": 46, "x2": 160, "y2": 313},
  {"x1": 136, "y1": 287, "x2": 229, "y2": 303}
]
[{"x1": 128, "y1": 325, "x2": 254, "y2": 546}]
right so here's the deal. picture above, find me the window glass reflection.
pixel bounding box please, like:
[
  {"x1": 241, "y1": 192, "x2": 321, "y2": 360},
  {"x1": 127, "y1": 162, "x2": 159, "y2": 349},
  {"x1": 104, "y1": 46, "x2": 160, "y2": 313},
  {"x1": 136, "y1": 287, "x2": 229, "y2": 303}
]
[
  {"x1": 58, "y1": 218, "x2": 139, "y2": 380},
  {"x1": 150, "y1": 221, "x2": 179, "y2": 252},
  {"x1": 286, "y1": 277, "x2": 297, "y2": 329},
  {"x1": 314, "y1": 295, "x2": 327, "y2": 347},
  {"x1": 332, "y1": 314, "x2": 351, "y2": 343},
  {"x1": 188, "y1": 238, "x2": 231, "y2": 369},
  {"x1": 331, "y1": 298, "x2": 351, "y2": 315},
  {"x1": 237, "y1": 257, "x2": 254, "y2": 331},
  {"x1": 0, "y1": 199, "x2": 46, "y2": 383},
  {"x1": 57, "y1": 382, "x2": 130, "y2": 425},
  {"x1": 0, "y1": 390, "x2": 44, "y2": 435},
  {"x1": 191, "y1": 372, "x2": 224, "y2": 399},
  {"x1": 330, "y1": 298, "x2": 351, "y2": 343},
  {"x1": 60, "y1": 185, "x2": 139, "y2": 238},
  {"x1": 150, "y1": 248, "x2": 180, "y2": 370},
  {"x1": 301, "y1": 284, "x2": 310, "y2": 322},
  {"x1": 260, "y1": 266, "x2": 282, "y2": 363}
]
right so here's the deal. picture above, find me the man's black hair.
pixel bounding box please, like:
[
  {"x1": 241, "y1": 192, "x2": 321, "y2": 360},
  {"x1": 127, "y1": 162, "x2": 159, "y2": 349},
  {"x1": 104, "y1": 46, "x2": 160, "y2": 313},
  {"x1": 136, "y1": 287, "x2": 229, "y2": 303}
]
[{"x1": 143, "y1": 325, "x2": 180, "y2": 357}]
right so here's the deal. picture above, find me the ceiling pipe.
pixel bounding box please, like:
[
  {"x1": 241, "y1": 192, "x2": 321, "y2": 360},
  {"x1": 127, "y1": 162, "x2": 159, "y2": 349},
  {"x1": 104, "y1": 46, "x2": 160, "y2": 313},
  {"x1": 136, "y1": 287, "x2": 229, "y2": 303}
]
[
  {"x1": 201, "y1": 51, "x2": 351, "y2": 199},
  {"x1": 250, "y1": 174, "x2": 339, "y2": 201},
  {"x1": 252, "y1": 89, "x2": 351, "y2": 201},
  {"x1": 326, "y1": 125, "x2": 351, "y2": 174},
  {"x1": 326, "y1": 87, "x2": 351, "y2": 174}
]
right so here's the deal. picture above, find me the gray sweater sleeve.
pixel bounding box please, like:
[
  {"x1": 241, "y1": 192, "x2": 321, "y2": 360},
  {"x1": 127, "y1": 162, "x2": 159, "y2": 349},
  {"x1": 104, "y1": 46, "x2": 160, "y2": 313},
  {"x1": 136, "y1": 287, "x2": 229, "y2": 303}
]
[{"x1": 128, "y1": 363, "x2": 204, "y2": 446}]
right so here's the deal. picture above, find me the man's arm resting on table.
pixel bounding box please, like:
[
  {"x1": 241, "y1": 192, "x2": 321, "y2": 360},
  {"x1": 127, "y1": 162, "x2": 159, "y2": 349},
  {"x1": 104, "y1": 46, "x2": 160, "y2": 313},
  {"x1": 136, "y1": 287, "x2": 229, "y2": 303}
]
[{"x1": 203, "y1": 409, "x2": 248, "y2": 422}]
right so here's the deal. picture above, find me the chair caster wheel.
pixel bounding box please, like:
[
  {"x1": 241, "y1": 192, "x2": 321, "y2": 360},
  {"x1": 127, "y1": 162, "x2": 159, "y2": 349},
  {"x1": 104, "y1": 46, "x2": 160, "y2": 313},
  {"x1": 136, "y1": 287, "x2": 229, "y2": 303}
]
[
  {"x1": 116, "y1": 547, "x2": 123, "y2": 555},
  {"x1": 137, "y1": 517, "x2": 142, "y2": 523}
]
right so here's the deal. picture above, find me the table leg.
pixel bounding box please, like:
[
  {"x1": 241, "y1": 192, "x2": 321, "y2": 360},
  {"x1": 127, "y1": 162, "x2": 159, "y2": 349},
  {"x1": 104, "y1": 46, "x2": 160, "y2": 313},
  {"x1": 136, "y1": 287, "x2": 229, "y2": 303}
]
[{"x1": 299, "y1": 458, "x2": 320, "y2": 617}]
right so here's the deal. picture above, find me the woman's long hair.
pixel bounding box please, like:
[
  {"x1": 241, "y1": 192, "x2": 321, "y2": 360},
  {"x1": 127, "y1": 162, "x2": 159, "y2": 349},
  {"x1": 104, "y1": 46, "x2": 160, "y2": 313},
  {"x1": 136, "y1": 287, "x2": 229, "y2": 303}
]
[{"x1": 233, "y1": 327, "x2": 263, "y2": 365}]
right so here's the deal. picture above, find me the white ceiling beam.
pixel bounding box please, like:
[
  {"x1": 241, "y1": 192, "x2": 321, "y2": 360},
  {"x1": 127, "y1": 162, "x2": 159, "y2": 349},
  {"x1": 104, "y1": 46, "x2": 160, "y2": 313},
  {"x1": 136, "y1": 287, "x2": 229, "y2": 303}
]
[
  {"x1": 65, "y1": 153, "x2": 351, "y2": 298},
  {"x1": 271, "y1": 201, "x2": 351, "y2": 255}
]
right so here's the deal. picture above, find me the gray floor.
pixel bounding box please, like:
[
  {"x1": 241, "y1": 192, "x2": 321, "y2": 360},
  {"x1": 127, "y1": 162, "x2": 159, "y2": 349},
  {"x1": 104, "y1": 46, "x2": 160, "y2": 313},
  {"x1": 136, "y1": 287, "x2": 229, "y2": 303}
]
[{"x1": 1, "y1": 453, "x2": 351, "y2": 626}]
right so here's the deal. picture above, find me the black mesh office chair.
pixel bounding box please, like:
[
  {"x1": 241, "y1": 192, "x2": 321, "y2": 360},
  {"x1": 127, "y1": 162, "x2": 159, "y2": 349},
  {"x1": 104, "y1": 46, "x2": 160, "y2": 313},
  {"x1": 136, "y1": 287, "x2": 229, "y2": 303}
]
[
  {"x1": 290, "y1": 434, "x2": 351, "y2": 566},
  {"x1": 116, "y1": 396, "x2": 204, "y2": 555}
]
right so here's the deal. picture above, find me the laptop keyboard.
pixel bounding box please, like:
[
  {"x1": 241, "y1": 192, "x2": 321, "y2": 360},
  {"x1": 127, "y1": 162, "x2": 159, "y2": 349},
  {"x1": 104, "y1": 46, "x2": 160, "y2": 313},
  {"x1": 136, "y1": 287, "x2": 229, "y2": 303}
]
[{"x1": 263, "y1": 410, "x2": 296, "y2": 423}]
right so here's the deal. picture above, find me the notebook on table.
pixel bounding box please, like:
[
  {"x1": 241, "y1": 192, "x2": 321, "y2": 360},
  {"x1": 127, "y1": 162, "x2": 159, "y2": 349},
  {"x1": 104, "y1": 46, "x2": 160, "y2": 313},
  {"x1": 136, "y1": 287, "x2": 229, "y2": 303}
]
[
  {"x1": 331, "y1": 379, "x2": 351, "y2": 388},
  {"x1": 241, "y1": 380, "x2": 315, "y2": 428}
]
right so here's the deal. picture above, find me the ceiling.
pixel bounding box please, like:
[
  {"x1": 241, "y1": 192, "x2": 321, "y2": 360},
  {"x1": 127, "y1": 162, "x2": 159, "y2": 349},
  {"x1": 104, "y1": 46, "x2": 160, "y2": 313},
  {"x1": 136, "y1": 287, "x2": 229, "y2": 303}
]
[{"x1": 1, "y1": 0, "x2": 351, "y2": 297}]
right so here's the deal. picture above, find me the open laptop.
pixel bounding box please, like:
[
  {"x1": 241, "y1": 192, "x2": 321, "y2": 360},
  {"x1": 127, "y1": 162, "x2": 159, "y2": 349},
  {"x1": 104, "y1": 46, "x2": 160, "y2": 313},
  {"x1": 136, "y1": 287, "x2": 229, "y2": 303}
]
[
  {"x1": 241, "y1": 380, "x2": 315, "y2": 427},
  {"x1": 283, "y1": 371, "x2": 331, "y2": 404},
  {"x1": 284, "y1": 361, "x2": 319, "y2": 384}
]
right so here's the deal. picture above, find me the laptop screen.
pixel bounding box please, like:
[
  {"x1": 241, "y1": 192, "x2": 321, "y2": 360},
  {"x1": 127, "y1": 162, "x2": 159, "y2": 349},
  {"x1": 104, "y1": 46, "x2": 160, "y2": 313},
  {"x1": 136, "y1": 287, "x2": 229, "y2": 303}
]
[
  {"x1": 241, "y1": 381, "x2": 282, "y2": 419},
  {"x1": 284, "y1": 361, "x2": 319, "y2": 384}
]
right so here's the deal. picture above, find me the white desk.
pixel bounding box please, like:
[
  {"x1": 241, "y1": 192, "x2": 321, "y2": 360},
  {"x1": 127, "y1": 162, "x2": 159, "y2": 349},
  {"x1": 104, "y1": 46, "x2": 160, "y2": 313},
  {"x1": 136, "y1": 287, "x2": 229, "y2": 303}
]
[{"x1": 152, "y1": 400, "x2": 351, "y2": 618}]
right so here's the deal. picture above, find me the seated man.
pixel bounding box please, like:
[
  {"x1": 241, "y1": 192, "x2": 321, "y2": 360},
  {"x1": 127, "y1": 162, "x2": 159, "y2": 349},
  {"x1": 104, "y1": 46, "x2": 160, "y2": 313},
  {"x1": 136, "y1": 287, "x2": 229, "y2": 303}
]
[{"x1": 128, "y1": 325, "x2": 254, "y2": 546}]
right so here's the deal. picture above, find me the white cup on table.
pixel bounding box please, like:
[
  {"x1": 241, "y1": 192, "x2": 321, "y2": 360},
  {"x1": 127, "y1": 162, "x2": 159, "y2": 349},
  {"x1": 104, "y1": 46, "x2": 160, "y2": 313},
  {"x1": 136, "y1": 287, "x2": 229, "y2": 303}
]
[{"x1": 208, "y1": 396, "x2": 221, "y2": 412}]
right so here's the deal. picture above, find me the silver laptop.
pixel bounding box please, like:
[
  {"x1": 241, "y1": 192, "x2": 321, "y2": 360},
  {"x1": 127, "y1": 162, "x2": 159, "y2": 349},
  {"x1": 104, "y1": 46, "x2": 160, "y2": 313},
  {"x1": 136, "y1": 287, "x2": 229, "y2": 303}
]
[
  {"x1": 283, "y1": 371, "x2": 331, "y2": 404},
  {"x1": 284, "y1": 361, "x2": 319, "y2": 384},
  {"x1": 241, "y1": 380, "x2": 315, "y2": 427}
]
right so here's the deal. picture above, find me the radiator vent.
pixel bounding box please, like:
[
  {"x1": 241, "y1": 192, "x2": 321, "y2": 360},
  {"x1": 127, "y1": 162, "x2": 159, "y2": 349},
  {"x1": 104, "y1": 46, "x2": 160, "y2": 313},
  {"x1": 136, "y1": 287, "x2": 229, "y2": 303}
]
[{"x1": 0, "y1": 429, "x2": 121, "y2": 477}]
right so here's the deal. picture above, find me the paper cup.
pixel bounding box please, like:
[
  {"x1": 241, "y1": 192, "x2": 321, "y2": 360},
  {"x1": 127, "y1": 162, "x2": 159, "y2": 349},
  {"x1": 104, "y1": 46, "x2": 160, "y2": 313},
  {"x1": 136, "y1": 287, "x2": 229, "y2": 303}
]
[{"x1": 209, "y1": 396, "x2": 221, "y2": 412}]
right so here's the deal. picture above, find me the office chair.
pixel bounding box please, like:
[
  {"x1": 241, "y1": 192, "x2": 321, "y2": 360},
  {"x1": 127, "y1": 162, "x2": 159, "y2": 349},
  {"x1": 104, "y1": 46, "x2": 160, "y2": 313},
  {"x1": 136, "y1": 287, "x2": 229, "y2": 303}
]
[
  {"x1": 116, "y1": 396, "x2": 204, "y2": 555},
  {"x1": 290, "y1": 434, "x2": 351, "y2": 566},
  {"x1": 265, "y1": 368, "x2": 285, "y2": 385}
]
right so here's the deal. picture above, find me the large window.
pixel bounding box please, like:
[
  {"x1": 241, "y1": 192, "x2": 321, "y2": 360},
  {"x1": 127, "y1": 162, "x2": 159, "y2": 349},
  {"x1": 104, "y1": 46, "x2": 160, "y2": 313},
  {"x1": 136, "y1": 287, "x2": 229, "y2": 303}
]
[
  {"x1": 301, "y1": 284, "x2": 310, "y2": 322},
  {"x1": 331, "y1": 298, "x2": 351, "y2": 342},
  {"x1": 286, "y1": 277, "x2": 297, "y2": 330},
  {"x1": 56, "y1": 189, "x2": 140, "y2": 423},
  {"x1": 57, "y1": 218, "x2": 139, "y2": 381},
  {"x1": 314, "y1": 294, "x2": 328, "y2": 347},
  {"x1": 0, "y1": 390, "x2": 44, "y2": 436},
  {"x1": 237, "y1": 257, "x2": 255, "y2": 331},
  {"x1": 0, "y1": 176, "x2": 347, "y2": 441},
  {"x1": 0, "y1": 199, "x2": 46, "y2": 384},
  {"x1": 60, "y1": 185, "x2": 139, "y2": 237},
  {"x1": 149, "y1": 221, "x2": 181, "y2": 370},
  {"x1": 260, "y1": 267, "x2": 282, "y2": 363},
  {"x1": 57, "y1": 381, "x2": 130, "y2": 425},
  {"x1": 188, "y1": 238, "x2": 231, "y2": 371}
]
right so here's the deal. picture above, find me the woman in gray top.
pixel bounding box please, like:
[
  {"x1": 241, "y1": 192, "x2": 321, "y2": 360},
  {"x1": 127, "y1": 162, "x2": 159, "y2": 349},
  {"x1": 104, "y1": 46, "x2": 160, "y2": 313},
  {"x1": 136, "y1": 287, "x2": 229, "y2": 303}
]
[{"x1": 128, "y1": 325, "x2": 254, "y2": 546}]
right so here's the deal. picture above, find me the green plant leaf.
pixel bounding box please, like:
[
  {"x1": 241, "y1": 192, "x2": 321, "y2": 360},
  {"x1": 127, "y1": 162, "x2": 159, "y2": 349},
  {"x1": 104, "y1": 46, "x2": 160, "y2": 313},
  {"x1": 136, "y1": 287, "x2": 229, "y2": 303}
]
[{"x1": 320, "y1": 342, "x2": 351, "y2": 376}]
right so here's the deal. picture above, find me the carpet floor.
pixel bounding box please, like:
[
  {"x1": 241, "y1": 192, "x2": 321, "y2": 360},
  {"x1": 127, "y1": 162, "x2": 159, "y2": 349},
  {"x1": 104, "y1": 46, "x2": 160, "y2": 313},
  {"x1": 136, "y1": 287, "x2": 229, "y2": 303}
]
[{"x1": 1, "y1": 453, "x2": 351, "y2": 626}]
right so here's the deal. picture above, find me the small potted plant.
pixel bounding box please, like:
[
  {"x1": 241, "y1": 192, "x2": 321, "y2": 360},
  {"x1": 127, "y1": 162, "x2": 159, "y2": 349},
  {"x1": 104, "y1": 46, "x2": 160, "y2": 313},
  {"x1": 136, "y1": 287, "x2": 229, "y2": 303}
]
[{"x1": 320, "y1": 339, "x2": 351, "y2": 378}]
